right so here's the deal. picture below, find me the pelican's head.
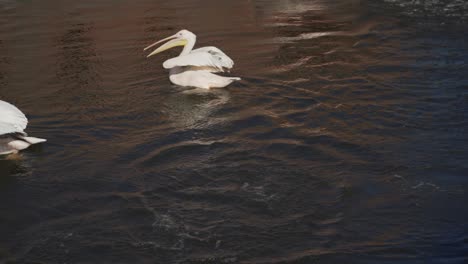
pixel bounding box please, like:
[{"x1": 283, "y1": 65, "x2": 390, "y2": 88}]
[{"x1": 144, "y1": 29, "x2": 196, "y2": 57}]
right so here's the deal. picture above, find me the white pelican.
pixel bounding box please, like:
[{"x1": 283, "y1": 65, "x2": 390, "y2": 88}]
[
  {"x1": 0, "y1": 100, "x2": 46, "y2": 155},
  {"x1": 144, "y1": 29, "x2": 240, "y2": 89}
]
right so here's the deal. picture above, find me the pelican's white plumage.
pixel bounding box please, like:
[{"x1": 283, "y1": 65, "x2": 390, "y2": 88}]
[
  {"x1": 163, "y1": 46, "x2": 234, "y2": 70},
  {"x1": 0, "y1": 100, "x2": 28, "y2": 135},
  {"x1": 145, "y1": 30, "x2": 240, "y2": 89},
  {"x1": 0, "y1": 100, "x2": 46, "y2": 155}
]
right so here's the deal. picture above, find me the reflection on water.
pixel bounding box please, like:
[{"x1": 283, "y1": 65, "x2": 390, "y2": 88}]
[
  {"x1": 1, "y1": 0, "x2": 467, "y2": 263},
  {"x1": 166, "y1": 88, "x2": 231, "y2": 128}
]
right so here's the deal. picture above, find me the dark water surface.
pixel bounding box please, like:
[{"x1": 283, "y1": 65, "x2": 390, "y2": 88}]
[{"x1": 1, "y1": 0, "x2": 467, "y2": 263}]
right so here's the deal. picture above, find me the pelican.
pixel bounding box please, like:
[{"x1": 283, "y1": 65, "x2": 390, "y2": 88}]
[
  {"x1": 0, "y1": 100, "x2": 46, "y2": 155},
  {"x1": 144, "y1": 29, "x2": 240, "y2": 89}
]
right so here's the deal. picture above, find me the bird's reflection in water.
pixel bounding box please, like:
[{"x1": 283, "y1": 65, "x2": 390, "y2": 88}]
[
  {"x1": 163, "y1": 87, "x2": 230, "y2": 129},
  {"x1": 0, "y1": 144, "x2": 44, "y2": 179},
  {"x1": 0, "y1": 156, "x2": 29, "y2": 187}
]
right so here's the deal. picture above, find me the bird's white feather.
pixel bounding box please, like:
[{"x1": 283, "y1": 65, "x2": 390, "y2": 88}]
[
  {"x1": 163, "y1": 46, "x2": 234, "y2": 71},
  {"x1": 0, "y1": 100, "x2": 28, "y2": 135}
]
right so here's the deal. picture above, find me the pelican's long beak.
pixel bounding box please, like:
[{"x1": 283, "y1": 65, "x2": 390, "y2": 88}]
[{"x1": 144, "y1": 34, "x2": 187, "y2": 58}]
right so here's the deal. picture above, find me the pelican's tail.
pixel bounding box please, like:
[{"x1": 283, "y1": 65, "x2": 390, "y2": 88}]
[
  {"x1": 220, "y1": 76, "x2": 241, "y2": 88},
  {"x1": 19, "y1": 136, "x2": 47, "y2": 145},
  {"x1": 1, "y1": 136, "x2": 46, "y2": 155}
]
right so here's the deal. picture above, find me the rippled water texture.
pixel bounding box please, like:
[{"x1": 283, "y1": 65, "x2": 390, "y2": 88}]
[{"x1": 1, "y1": 0, "x2": 467, "y2": 263}]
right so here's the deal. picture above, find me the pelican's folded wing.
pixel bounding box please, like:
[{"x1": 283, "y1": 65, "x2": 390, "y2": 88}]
[
  {"x1": 192, "y1": 46, "x2": 234, "y2": 68},
  {"x1": 0, "y1": 100, "x2": 28, "y2": 135},
  {"x1": 163, "y1": 46, "x2": 234, "y2": 72}
]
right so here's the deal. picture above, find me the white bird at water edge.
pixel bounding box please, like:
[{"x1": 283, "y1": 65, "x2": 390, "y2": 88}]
[
  {"x1": 0, "y1": 100, "x2": 46, "y2": 155},
  {"x1": 144, "y1": 29, "x2": 240, "y2": 89}
]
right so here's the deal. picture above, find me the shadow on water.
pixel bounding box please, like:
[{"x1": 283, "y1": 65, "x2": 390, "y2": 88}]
[{"x1": 0, "y1": 0, "x2": 467, "y2": 263}]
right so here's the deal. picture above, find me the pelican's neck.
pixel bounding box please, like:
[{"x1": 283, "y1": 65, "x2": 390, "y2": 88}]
[{"x1": 180, "y1": 35, "x2": 196, "y2": 56}]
